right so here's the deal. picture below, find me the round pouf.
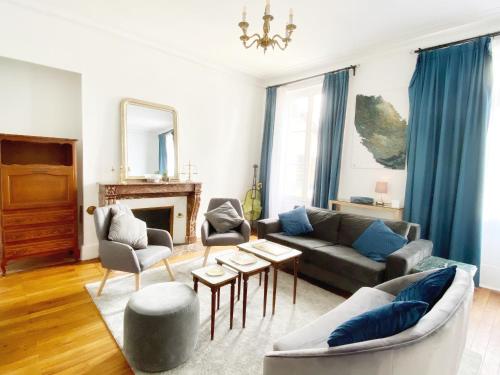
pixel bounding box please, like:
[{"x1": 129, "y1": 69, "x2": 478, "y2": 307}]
[{"x1": 124, "y1": 282, "x2": 199, "y2": 372}]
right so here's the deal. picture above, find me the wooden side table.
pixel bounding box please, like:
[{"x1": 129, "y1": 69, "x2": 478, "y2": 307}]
[
  {"x1": 238, "y1": 240, "x2": 302, "y2": 315},
  {"x1": 215, "y1": 253, "x2": 271, "y2": 328},
  {"x1": 191, "y1": 266, "x2": 238, "y2": 340}
]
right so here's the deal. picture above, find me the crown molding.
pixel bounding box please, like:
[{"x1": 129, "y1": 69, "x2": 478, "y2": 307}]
[
  {"x1": 262, "y1": 9, "x2": 500, "y2": 86},
  {"x1": 3, "y1": 0, "x2": 266, "y2": 87}
]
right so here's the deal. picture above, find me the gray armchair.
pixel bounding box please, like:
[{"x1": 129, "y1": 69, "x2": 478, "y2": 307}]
[
  {"x1": 94, "y1": 204, "x2": 175, "y2": 296},
  {"x1": 201, "y1": 198, "x2": 250, "y2": 266}
]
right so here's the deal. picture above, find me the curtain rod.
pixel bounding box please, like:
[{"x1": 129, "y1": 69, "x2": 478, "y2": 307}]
[
  {"x1": 414, "y1": 30, "x2": 500, "y2": 53},
  {"x1": 268, "y1": 64, "x2": 358, "y2": 89}
]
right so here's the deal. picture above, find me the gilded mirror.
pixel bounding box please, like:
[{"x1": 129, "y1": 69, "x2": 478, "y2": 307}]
[{"x1": 120, "y1": 98, "x2": 179, "y2": 182}]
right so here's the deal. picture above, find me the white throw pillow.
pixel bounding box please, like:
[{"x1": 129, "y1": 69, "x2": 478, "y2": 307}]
[{"x1": 108, "y1": 210, "x2": 148, "y2": 249}]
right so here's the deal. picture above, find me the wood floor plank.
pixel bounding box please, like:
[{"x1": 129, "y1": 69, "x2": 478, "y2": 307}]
[{"x1": 1, "y1": 243, "x2": 497, "y2": 374}]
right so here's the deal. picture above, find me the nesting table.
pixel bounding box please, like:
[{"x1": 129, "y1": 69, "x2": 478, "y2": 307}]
[
  {"x1": 191, "y1": 265, "x2": 238, "y2": 340},
  {"x1": 215, "y1": 252, "x2": 271, "y2": 328},
  {"x1": 238, "y1": 240, "x2": 302, "y2": 315}
]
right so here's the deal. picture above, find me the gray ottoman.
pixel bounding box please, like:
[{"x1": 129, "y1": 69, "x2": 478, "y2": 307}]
[{"x1": 124, "y1": 282, "x2": 199, "y2": 372}]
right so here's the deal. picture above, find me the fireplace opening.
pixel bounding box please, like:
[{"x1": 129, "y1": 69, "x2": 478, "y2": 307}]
[{"x1": 132, "y1": 206, "x2": 174, "y2": 235}]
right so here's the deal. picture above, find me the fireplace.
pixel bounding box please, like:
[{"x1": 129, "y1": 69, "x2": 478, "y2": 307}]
[
  {"x1": 132, "y1": 206, "x2": 174, "y2": 235},
  {"x1": 99, "y1": 182, "x2": 201, "y2": 243}
]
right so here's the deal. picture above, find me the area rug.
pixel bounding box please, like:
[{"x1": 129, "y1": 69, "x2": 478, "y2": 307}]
[{"x1": 85, "y1": 252, "x2": 482, "y2": 375}]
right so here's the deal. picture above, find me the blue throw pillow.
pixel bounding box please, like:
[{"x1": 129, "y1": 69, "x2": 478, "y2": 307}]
[
  {"x1": 278, "y1": 206, "x2": 313, "y2": 236},
  {"x1": 352, "y1": 220, "x2": 408, "y2": 262},
  {"x1": 394, "y1": 266, "x2": 457, "y2": 310},
  {"x1": 327, "y1": 301, "x2": 429, "y2": 347}
]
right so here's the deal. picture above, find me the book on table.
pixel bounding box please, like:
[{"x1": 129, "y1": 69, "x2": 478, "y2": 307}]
[{"x1": 252, "y1": 241, "x2": 291, "y2": 256}]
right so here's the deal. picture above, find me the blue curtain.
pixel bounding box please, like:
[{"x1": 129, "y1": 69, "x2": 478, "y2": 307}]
[
  {"x1": 312, "y1": 70, "x2": 350, "y2": 208},
  {"x1": 158, "y1": 132, "x2": 168, "y2": 174},
  {"x1": 404, "y1": 37, "x2": 493, "y2": 282},
  {"x1": 259, "y1": 86, "x2": 278, "y2": 218}
]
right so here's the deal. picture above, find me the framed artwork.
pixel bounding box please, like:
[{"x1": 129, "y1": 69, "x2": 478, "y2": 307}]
[{"x1": 351, "y1": 94, "x2": 407, "y2": 170}]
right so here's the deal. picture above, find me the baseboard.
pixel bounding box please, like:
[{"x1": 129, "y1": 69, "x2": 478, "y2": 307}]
[
  {"x1": 479, "y1": 263, "x2": 500, "y2": 292},
  {"x1": 80, "y1": 243, "x2": 99, "y2": 261}
]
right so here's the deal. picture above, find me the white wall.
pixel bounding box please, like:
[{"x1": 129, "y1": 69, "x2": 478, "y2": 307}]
[
  {"x1": 0, "y1": 2, "x2": 265, "y2": 260},
  {"x1": 338, "y1": 51, "x2": 416, "y2": 205},
  {"x1": 0, "y1": 56, "x2": 84, "y2": 243}
]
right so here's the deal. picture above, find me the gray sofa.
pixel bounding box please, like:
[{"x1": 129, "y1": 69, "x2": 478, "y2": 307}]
[
  {"x1": 264, "y1": 268, "x2": 474, "y2": 375},
  {"x1": 258, "y1": 207, "x2": 432, "y2": 293}
]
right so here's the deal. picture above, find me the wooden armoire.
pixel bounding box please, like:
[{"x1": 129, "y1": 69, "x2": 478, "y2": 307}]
[{"x1": 0, "y1": 134, "x2": 79, "y2": 275}]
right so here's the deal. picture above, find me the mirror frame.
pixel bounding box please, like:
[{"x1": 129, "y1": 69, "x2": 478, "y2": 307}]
[{"x1": 120, "y1": 98, "x2": 179, "y2": 182}]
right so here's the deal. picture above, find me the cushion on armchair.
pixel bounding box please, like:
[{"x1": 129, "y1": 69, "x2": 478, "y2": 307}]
[
  {"x1": 108, "y1": 209, "x2": 148, "y2": 250},
  {"x1": 205, "y1": 201, "x2": 244, "y2": 233},
  {"x1": 327, "y1": 300, "x2": 429, "y2": 347},
  {"x1": 394, "y1": 266, "x2": 457, "y2": 310}
]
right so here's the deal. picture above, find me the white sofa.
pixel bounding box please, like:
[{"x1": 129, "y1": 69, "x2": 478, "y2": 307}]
[{"x1": 264, "y1": 269, "x2": 473, "y2": 375}]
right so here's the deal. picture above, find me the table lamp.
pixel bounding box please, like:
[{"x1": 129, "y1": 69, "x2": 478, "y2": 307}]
[{"x1": 375, "y1": 181, "x2": 388, "y2": 206}]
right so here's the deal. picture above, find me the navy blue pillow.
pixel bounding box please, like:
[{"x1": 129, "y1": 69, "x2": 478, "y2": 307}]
[
  {"x1": 352, "y1": 220, "x2": 408, "y2": 262},
  {"x1": 278, "y1": 206, "x2": 313, "y2": 236},
  {"x1": 327, "y1": 301, "x2": 429, "y2": 347},
  {"x1": 394, "y1": 266, "x2": 457, "y2": 310}
]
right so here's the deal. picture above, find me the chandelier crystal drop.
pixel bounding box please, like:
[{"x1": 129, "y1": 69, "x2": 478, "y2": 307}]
[{"x1": 238, "y1": 0, "x2": 297, "y2": 53}]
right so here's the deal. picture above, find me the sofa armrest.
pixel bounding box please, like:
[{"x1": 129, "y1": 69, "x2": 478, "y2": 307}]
[
  {"x1": 99, "y1": 240, "x2": 141, "y2": 273},
  {"x1": 240, "y1": 220, "x2": 251, "y2": 242},
  {"x1": 257, "y1": 218, "x2": 282, "y2": 239},
  {"x1": 201, "y1": 220, "x2": 211, "y2": 245},
  {"x1": 147, "y1": 228, "x2": 173, "y2": 249},
  {"x1": 385, "y1": 239, "x2": 433, "y2": 280}
]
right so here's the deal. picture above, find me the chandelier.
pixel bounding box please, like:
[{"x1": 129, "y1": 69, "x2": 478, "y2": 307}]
[{"x1": 238, "y1": 1, "x2": 296, "y2": 53}]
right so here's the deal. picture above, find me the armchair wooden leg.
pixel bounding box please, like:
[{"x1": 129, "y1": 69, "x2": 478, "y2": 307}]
[
  {"x1": 203, "y1": 246, "x2": 212, "y2": 266},
  {"x1": 135, "y1": 273, "x2": 141, "y2": 291},
  {"x1": 163, "y1": 259, "x2": 175, "y2": 280},
  {"x1": 97, "y1": 269, "x2": 111, "y2": 297}
]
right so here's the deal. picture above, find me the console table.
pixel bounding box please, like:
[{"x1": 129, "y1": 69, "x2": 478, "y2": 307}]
[
  {"x1": 329, "y1": 199, "x2": 404, "y2": 220},
  {"x1": 98, "y1": 182, "x2": 201, "y2": 243}
]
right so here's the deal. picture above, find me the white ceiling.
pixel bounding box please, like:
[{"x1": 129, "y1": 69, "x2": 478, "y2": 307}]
[{"x1": 12, "y1": 0, "x2": 500, "y2": 81}]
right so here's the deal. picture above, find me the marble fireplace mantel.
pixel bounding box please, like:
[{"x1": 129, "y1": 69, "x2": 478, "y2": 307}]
[{"x1": 98, "y1": 182, "x2": 201, "y2": 244}]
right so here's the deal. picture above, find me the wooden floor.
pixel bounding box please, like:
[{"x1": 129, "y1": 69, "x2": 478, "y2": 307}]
[{"x1": 1, "y1": 250, "x2": 499, "y2": 375}]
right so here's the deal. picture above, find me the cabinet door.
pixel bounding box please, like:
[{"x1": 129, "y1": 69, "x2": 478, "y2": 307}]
[{"x1": 1, "y1": 165, "x2": 76, "y2": 210}]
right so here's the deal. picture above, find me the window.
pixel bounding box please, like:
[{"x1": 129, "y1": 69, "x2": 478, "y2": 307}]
[
  {"x1": 482, "y1": 37, "x2": 500, "y2": 280},
  {"x1": 268, "y1": 79, "x2": 323, "y2": 217}
]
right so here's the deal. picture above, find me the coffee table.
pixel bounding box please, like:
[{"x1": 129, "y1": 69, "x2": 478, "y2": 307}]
[
  {"x1": 215, "y1": 252, "x2": 271, "y2": 328},
  {"x1": 238, "y1": 240, "x2": 302, "y2": 315},
  {"x1": 191, "y1": 265, "x2": 238, "y2": 340}
]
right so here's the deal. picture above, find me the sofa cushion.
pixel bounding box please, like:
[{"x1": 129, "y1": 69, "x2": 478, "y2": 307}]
[
  {"x1": 305, "y1": 207, "x2": 341, "y2": 244},
  {"x1": 307, "y1": 245, "x2": 386, "y2": 286},
  {"x1": 278, "y1": 206, "x2": 313, "y2": 236},
  {"x1": 353, "y1": 220, "x2": 408, "y2": 262},
  {"x1": 338, "y1": 214, "x2": 411, "y2": 247},
  {"x1": 327, "y1": 300, "x2": 429, "y2": 347},
  {"x1": 266, "y1": 233, "x2": 333, "y2": 254},
  {"x1": 394, "y1": 266, "x2": 457, "y2": 310},
  {"x1": 204, "y1": 230, "x2": 246, "y2": 246},
  {"x1": 135, "y1": 245, "x2": 172, "y2": 269},
  {"x1": 273, "y1": 287, "x2": 395, "y2": 351}
]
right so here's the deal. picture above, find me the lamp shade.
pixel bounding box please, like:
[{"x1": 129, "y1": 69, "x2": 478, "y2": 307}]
[{"x1": 375, "y1": 181, "x2": 388, "y2": 194}]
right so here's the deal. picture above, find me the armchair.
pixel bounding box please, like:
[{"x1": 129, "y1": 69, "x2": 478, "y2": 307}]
[
  {"x1": 201, "y1": 198, "x2": 250, "y2": 266},
  {"x1": 93, "y1": 204, "x2": 175, "y2": 296}
]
